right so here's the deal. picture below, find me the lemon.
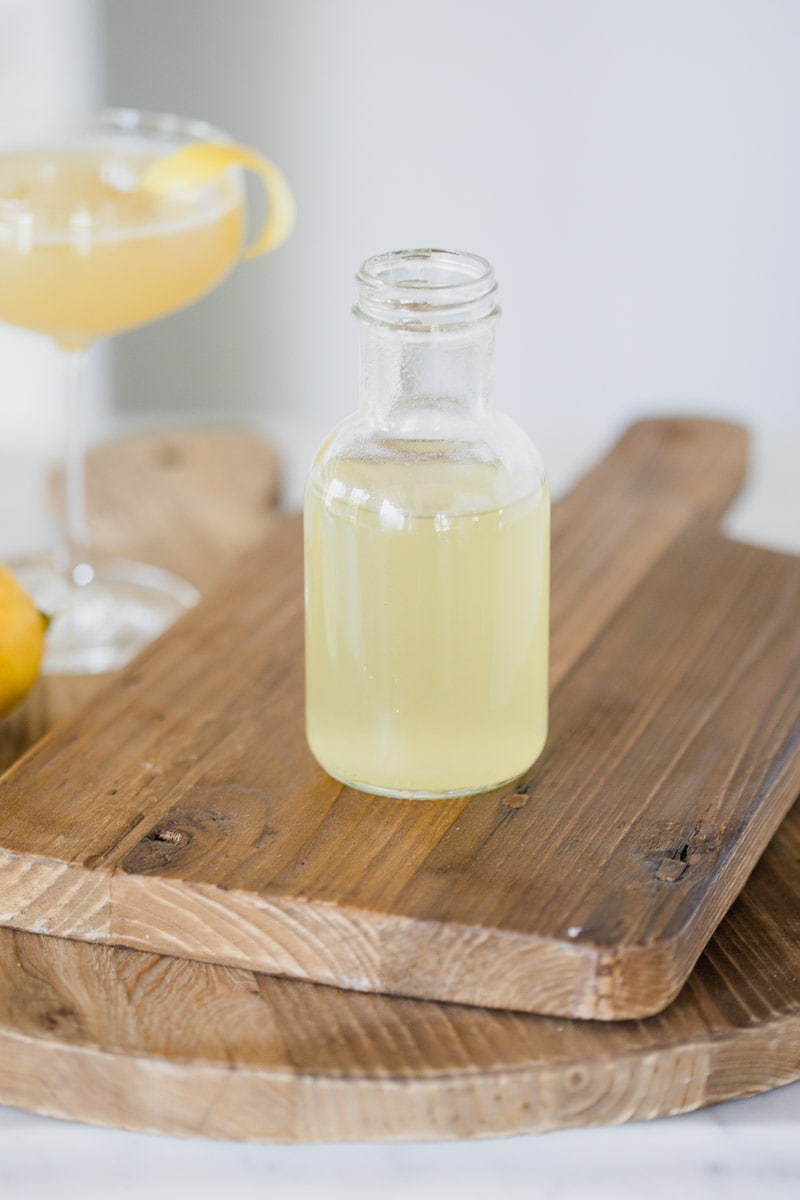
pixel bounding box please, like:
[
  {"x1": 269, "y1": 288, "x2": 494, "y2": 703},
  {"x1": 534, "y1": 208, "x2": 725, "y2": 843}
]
[
  {"x1": 142, "y1": 142, "x2": 295, "y2": 258},
  {"x1": 0, "y1": 567, "x2": 48, "y2": 717}
]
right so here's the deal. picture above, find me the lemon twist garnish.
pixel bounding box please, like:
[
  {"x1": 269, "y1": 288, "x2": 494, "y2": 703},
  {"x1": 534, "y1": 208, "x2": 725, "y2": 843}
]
[
  {"x1": 142, "y1": 142, "x2": 295, "y2": 258},
  {"x1": 0, "y1": 566, "x2": 48, "y2": 718}
]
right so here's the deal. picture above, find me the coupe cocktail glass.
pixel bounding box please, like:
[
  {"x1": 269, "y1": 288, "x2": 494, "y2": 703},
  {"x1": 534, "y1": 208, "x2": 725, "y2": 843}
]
[{"x1": 0, "y1": 108, "x2": 292, "y2": 673}]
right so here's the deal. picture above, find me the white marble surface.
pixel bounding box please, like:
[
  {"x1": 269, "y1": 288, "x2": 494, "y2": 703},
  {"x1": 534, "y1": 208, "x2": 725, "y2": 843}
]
[
  {"x1": 0, "y1": 1082, "x2": 798, "y2": 1199},
  {"x1": 0, "y1": 424, "x2": 798, "y2": 1195}
]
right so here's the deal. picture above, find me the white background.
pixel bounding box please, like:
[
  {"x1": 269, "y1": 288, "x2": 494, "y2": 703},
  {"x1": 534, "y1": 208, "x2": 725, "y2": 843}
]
[
  {"x1": 102, "y1": 0, "x2": 800, "y2": 544},
  {"x1": 4, "y1": 1, "x2": 798, "y2": 532},
  {"x1": 0, "y1": 0, "x2": 798, "y2": 1193}
]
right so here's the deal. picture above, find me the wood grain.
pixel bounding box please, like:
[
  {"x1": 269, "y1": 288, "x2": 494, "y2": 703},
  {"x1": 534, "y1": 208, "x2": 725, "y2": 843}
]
[
  {"x1": 0, "y1": 790, "x2": 796, "y2": 1141},
  {"x1": 0, "y1": 418, "x2": 796, "y2": 1020}
]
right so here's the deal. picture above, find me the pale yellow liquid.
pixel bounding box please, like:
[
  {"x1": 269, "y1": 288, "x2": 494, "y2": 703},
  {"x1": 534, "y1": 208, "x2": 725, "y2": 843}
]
[
  {"x1": 0, "y1": 147, "x2": 244, "y2": 347},
  {"x1": 305, "y1": 460, "x2": 550, "y2": 798}
]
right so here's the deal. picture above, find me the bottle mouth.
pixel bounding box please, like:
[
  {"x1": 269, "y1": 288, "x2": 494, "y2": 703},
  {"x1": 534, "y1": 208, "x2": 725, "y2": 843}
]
[{"x1": 355, "y1": 248, "x2": 499, "y2": 329}]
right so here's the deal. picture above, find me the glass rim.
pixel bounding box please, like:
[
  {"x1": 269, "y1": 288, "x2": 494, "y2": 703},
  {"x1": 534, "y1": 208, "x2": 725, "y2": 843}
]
[
  {"x1": 95, "y1": 107, "x2": 233, "y2": 147},
  {"x1": 0, "y1": 107, "x2": 232, "y2": 148},
  {"x1": 0, "y1": 107, "x2": 237, "y2": 226}
]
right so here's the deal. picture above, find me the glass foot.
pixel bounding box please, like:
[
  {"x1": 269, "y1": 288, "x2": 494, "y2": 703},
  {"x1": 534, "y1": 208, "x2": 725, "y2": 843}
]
[{"x1": 13, "y1": 556, "x2": 200, "y2": 675}]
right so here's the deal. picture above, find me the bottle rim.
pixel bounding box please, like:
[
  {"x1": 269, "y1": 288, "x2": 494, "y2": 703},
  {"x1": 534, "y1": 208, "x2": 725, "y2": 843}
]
[{"x1": 355, "y1": 248, "x2": 499, "y2": 329}]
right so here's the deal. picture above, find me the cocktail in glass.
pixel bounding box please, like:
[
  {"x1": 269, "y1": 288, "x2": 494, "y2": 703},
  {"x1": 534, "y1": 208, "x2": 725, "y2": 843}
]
[{"x1": 0, "y1": 108, "x2": 293, "y2": 673}]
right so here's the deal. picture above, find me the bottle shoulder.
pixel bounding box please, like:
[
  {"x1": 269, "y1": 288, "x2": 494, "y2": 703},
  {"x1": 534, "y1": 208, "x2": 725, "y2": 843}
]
[{"x1": 307, "y1": 410, "x2": 547, "y2": 519}]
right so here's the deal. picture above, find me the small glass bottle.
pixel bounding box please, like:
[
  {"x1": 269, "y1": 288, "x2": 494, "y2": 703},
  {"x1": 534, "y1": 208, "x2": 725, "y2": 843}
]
[{"x1": 304, "y1": 248, "x2": 549, "y2": 800}]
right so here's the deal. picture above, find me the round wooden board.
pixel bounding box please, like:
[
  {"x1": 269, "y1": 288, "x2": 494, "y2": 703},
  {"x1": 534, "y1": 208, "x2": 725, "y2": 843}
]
[{"x1": 0, "y1": 793, "x2": 797, "y2": 1142}]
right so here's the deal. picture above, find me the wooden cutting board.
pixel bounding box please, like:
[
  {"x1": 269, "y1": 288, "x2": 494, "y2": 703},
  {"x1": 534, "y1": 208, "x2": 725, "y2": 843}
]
[
  {"x1": 0, "y1": 791, "x2": 796, "y2": 1141},
  {"x1": 0, "y1": 416, "x2": 797, "y2": 1141},
  {"x1": 0, "y1": 419, "x2": 798, "y2": 1023}
]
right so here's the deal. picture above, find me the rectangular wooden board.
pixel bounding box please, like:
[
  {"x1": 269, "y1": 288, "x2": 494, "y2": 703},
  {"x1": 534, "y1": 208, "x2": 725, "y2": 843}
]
[{"x1": 0, "y1": 418, "x2": 798, "y2": 1019}]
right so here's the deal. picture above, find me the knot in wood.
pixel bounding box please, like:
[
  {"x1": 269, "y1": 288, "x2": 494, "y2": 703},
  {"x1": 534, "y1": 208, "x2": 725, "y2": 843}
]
[
  {"x1": 655, "y1": 845, "x2": 690, "y2": 883},
  {"x1": 145, "y1": 827, "x2": 188, "y2": 847}
]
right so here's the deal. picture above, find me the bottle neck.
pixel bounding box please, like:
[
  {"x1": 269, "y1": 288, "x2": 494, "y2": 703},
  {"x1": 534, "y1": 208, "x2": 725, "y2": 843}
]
[
  {"x1": 354, "y1": 249, "x2": 499, "y2": 435},
  {"x1": 358, "y1": 319, "x2": 496, "y2": 432}
]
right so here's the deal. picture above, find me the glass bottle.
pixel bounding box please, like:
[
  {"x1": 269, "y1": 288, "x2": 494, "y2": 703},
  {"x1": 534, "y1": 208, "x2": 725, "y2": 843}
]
[{"x1": 304, "y1": 248, "x2": 549, "y2": 800}]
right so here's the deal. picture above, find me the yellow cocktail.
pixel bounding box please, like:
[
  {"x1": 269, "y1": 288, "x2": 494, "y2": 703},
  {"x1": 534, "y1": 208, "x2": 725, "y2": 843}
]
[
  {"x1": 0, "y1": 146, "x2": 244, "y2": 347},
  {"x1": 0, "y1": 110, "x2": 293, "y2": 673}
]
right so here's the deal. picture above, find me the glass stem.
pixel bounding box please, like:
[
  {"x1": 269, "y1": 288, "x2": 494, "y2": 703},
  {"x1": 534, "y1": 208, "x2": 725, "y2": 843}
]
[{"x1": 57, "y1": 345, "x2": 91, "y2": 579}]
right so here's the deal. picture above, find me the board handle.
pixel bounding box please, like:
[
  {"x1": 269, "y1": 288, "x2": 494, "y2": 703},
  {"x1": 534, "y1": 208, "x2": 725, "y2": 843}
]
[{"x1": 551, "y1": 418, "x2": 748, "y2": 687}]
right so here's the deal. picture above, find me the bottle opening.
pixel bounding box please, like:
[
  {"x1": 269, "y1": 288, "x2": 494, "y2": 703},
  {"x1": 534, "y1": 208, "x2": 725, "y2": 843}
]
[{"x1": 355, "y1": 248, "x2": 498, "y2": 329}]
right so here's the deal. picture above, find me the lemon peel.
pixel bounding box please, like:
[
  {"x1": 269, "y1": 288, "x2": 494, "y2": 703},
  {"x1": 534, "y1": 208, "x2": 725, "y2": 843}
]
[
  {"x1": 141, "y1": 142, "x2": 295, "y2": 258},
  {"x1": 0, "y1": 566, "x2": 48, "y2": 718}
]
